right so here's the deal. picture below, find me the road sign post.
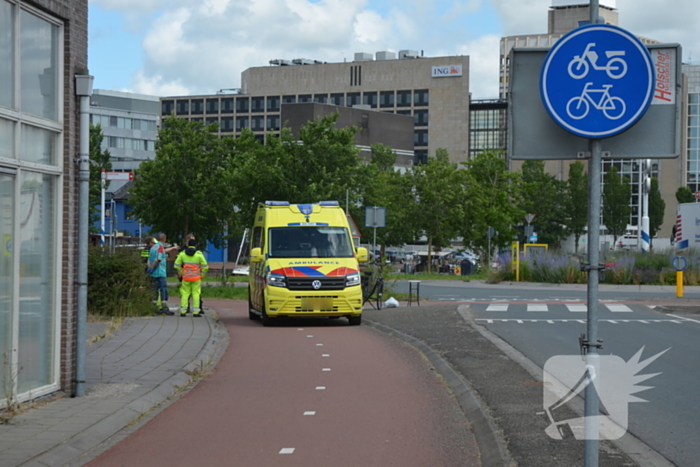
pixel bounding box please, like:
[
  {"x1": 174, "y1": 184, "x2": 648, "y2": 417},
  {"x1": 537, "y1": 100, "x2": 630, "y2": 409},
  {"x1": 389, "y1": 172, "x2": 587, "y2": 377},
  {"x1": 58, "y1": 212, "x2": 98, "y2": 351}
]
[{"x1": 539, "y1": 3, "x2": 655, "y2": 465}]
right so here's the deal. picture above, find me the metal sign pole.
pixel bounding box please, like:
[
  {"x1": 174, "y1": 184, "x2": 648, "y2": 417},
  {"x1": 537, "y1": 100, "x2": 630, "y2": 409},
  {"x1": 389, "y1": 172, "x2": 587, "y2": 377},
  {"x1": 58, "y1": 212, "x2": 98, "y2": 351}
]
[{"x1": 100, "y1": 169, "x2": 105, "y2": 247}]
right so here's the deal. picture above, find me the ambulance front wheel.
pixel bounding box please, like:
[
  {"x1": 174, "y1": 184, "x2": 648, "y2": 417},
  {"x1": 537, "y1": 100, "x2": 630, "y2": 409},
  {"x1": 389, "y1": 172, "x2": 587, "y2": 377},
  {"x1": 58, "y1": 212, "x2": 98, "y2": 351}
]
[{"x1": 348, "y1": 315, "x2": 362, "y2": 326}]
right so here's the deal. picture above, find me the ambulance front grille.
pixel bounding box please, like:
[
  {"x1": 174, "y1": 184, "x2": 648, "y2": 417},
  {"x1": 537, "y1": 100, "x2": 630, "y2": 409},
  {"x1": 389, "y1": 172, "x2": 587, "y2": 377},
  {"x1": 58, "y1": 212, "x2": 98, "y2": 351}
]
[{"x1": 287, "y1": 277, "x2": 346, "y2": 291}]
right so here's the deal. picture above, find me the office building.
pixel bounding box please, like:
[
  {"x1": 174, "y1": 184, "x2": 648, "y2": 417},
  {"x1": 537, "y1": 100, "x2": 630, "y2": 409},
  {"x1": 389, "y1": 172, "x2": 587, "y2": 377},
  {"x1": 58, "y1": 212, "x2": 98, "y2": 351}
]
[{"x1": 162, "y1": 51, "x2": 470, "y2": 165}]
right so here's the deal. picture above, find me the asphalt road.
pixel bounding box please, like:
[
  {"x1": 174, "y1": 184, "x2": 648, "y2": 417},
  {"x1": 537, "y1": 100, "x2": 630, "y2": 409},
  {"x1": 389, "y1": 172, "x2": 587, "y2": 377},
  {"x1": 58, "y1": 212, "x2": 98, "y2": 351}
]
[
  {"x1": 87, "y1": 300, "x2": 479, "y2": 467},
  {"x1": 468, "y1": 300, "x2": 700, "y2": 467}
]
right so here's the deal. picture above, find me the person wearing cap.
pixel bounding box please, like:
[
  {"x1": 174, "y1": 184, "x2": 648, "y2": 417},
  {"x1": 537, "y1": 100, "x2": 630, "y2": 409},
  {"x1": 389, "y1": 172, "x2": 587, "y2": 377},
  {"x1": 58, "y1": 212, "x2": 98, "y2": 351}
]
[{"x1": 174, "y1": 238, "x2": 209, "y2": 317}]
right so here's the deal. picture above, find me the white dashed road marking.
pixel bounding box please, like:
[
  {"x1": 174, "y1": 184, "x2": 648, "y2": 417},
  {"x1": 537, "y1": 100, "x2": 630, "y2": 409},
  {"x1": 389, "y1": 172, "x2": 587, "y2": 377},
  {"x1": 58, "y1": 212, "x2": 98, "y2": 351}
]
[
  {"x1": 279, "y1": 448, "x2": 295, "y2": 454},
  {"x1": 567, "y1": 305, "x2": 588, "y2": 312},
  {"x1": 527, "y1": 304, "x2": 548, "y2": 312},
  {"x1": 486, "y1": 304, "x2": 508, "y2": 312},
  {"x1": 607, "y1": 304, "x2": 633, "y2": 313},
  {"x1": 322, "y1": 368, "x2": 331, "y2": 371},
  {"x1": 303, "y1": 411, "x2": 316, "y2": 416},
  {"x1": 315, "y1": 386, "x2": 325, "y2": 390}
]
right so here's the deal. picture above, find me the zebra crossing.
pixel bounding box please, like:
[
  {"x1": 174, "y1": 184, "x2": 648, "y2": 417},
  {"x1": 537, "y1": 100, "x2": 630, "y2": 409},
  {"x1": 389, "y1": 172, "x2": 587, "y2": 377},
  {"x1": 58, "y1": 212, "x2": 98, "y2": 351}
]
[{"x1": 483, "y1": 303, "x2": 634, "y2": 313}]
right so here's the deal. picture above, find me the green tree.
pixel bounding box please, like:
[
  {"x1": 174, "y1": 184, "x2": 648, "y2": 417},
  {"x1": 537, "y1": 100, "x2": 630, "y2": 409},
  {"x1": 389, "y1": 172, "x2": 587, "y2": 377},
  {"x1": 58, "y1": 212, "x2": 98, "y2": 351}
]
[
  {"x1": 128, "y1": 116, "x2": 235, "y2": 247},
  {"x1": 565, "y1": 161, "x2": 588, "y2": 253},
  {"x1": 409, "y1": 148, "x2": 464, "y2": 272},
  {"x1": 602, "y1": 166, "x2": 631, "y2": 245},
  {"x1": 519, "y1": 160, "x2": 567, "y2": 246},
  {"x1": 648, "y1": 177, "x2": 665, "y2": 249},
  {"x1": 89, "y1": 123, "x2": 112, "y2": 234},
  {"x1": 230, "y1": 114, "x2": 364, "y2": 229},
  {"x1": 353, "y1": 144, "x2": 415, "y2": 253},
  {"x1": 675, "y1": 185, "x2": 694, "y2": 204},
  {"x1": 461, "y1": 151, "x2": 522, "y2": 262}
]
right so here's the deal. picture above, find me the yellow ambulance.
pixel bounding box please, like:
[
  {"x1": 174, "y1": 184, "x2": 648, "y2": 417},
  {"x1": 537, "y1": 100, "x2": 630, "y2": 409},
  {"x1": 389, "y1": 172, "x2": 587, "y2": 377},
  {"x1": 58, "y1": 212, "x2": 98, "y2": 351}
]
[{"x1": 248, "y1": 201, "x2": 368, "y2": 326}]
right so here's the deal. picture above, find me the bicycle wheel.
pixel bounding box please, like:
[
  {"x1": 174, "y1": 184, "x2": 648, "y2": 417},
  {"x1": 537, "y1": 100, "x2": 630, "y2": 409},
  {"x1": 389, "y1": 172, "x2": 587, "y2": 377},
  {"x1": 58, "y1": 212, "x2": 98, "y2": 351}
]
[
  {"x1": 602, "y1": 96, "x2": 626, "y2": 120},
  {"x1": 567, "y1": 58, "x2": 588, "y2": 79},
  {"x1": 566, "y1": 96, "x2": 589, "y2": 120},
  {"x1": 375, "y1": 279, "x2": 384, "y2": 310}
]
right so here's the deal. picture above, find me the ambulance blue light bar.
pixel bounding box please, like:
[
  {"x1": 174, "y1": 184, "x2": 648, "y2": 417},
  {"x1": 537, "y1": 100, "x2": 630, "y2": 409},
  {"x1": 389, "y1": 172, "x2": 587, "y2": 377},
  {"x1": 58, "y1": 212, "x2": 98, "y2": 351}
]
[
  {"x1": 265, "y1": 200, "x2": 290, "y2": 206},
  {"x1": 298, "y1": 204, "x2": 313, "y2": 215},
  {"x1": 319, "y1": 201, "x2": 339, "y2": 206}
]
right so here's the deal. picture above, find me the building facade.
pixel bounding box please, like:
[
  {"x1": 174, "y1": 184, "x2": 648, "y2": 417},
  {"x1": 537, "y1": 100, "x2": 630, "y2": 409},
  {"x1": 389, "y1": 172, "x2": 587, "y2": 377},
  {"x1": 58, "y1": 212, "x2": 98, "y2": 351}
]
[
  {"x1": 162, "y1": 52, "x2": 470, "y2": 165},
  {"x1": 1, "y1": 0, "x2": 87, "y2": 403}
]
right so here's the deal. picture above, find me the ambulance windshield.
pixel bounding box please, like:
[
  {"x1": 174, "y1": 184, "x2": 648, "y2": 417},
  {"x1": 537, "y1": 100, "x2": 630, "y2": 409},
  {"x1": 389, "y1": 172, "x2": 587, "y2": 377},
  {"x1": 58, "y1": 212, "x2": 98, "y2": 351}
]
[{"x1": 269, "y1": 226, "x2": 354, "y2": 258}]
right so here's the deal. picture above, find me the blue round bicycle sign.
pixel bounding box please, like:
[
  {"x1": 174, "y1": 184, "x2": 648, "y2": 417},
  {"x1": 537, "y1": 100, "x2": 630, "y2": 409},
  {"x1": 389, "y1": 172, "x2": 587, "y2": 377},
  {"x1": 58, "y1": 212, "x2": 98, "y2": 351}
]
[{"x1": 540, "y1": 24, "x2": 654, "y2": 138}]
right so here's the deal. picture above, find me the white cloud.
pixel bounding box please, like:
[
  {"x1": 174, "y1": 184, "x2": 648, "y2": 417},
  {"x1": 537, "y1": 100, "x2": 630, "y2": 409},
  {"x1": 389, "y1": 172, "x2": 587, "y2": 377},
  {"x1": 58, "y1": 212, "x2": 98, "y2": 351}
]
[
  {"x1": 489, "y1": 0, "x2": 549, "y2": 36},
  {"x1": 130, "y1": 70, "x2": 191, "y2": 96},
  {"x1": 459, "y1": 34, "x2": 501, "y2": 99}
]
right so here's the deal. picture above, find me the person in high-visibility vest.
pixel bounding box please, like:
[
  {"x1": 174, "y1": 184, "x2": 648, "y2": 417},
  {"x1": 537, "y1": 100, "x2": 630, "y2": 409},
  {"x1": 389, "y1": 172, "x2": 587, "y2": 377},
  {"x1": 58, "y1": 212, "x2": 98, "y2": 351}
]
[{"x1": 174, "y1": 238, "x2": 209, "y2": 317}]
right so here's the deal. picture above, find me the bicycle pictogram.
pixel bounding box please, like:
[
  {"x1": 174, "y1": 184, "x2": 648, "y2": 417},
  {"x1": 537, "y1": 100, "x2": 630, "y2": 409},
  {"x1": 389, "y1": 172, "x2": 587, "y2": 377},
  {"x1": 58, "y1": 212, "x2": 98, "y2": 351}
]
[
  {"x1": 568, "y1": 43, "x2": 627, "y2": 79},
  {"x1": 566, "y1": 82, "x2": 626, "y2": 120}
]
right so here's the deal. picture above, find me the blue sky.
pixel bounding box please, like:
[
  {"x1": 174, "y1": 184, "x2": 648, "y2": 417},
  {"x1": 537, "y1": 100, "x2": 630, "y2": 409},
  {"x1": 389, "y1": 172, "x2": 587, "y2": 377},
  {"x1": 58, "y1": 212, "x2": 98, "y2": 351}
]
[{"x1": 87, "y1": 0, "x2": 700, "y2": 99}]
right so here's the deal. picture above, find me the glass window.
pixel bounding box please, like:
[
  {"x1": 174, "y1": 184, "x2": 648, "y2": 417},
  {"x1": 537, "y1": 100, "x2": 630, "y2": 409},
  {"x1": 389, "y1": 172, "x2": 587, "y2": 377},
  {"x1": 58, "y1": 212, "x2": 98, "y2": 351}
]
[
  {"x1": 20, "y1": 11, "x2": 59, "y2": 121},
  {"x1": 380, "y1": 91, "x2": 394, "y2": 108},
  {"x1": 268, "y1": 226, "x2": 354, "y2": 258},
  {"x1": 414, "y1": 129, "x2": 428, "y2": 146},
  {"x1": 131, "y1": 119, "x2": 141, "y2": 130},
  {"x1": 314, "y1": 94, "x2": 328, "y2": 104},
  {"x1": 414, "y1": 109, "x2": 428, "y2": 126},
  {"x1": 0, "y1": 118, "x2": 14, "y2": 159},
  {"x1": 298, "y1": 94, "x2": 312, "y2": 103},
  {"x1": 330, "y1": 93, "x2": 344, "y2": 106},
  {"x1": 21, "y1": 125, "x2": 55, "y2": 165},
  {"x1": 267, "y1": 95, "x2": 280, "y2": 111},
  {"x1": 252, "y1": 115, "x2": 264, "y2": 131},
  {"x1": 0, "y1": 173, "x2": 13, "y2": 400},
  {"x1": 267, "y1": 115, "x2": 280, "y2": 131},
  {"x1": 363, "y1": 92, "x2": 377, "y2": 108},
  {"x1": 191, "y1": 99, "x2": 203, "y2": 115},
  {"x1": 176, "y1": 100, "x2": 189, "y2": 115},
  {"x1": 347, "y1": 92, "x2": 360, "y2": 107},
  {"x1": 690, "y1": 105, "x2": 700, "y2": 116},
  {"x1": 0, "y1": 1, "x2": 13, "y2": 108},
  {"x1": 161, "y1": 100, "x2": 174, "y2": 115},
  {"x1": 206, "y1": 98, "x2": 219, "y2": 113},
  {"x1": 221, "y1": 116, "x2": 233, "y2": 132},
  {"x1": 18, "y1": 172, "x2": 56, "y2": 393},
  {"x1": 690, "y1": 94, "x2": 700, "y2": 104},
  {"x1": 397, "y1": 90, "x2": 412, "y2": 107},
  {"x1": 236, "y1": 116, "x2": 249, "y2": 131},
  {"x1": 221, "y1": 98, "x2": 233, "y2": 113},
  {"x1": 206, "y1": 116, "x2": 219, "y2": 126},
  {"x1": 147, "y1": 120, "x2": 156, "y2": 132},
  {"x1": 251, "y1": 96, "x2": 264, "y2": 112},
  {"x1": 283, "y1": 95, "x2": 296, "y2": 104},
  {"x1": 236, "y1": 97, "x2": 249, "y2": 112},
  {"x1": 414, "y1": 89, "x2": 429, "y2": 106}
]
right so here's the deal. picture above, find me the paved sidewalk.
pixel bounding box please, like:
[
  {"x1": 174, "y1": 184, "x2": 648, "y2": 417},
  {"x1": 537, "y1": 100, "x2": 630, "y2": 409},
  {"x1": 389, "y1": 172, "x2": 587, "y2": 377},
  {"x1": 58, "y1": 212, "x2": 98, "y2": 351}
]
[{"x1": 0, "y1": 309, "x2": 229, "y2": 467}]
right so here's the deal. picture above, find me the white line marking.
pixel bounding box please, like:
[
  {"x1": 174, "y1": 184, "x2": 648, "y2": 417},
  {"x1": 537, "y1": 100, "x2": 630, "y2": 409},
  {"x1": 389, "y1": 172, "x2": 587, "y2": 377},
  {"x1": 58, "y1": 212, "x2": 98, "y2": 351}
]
[
  {"x1": 567, "y1": 305, "x2": 588, "y2": 313},
  {"x1": 279, "y1": 448, "x2": 295, "y2": 454},
  {"x1": 322, "y1": 354, "x2": 330, "y2": 357},
  {"x1": 486, "y1": 319, "x2": 493, "y2": 324},
  {"x1": 639, "y1": 320, "x2": 650, "y2": 324},
  {"x1": 547, "y1": 320, "x2": 554, "y2": 324},
  {"x1": 607, "y1": 320, "x2": 618, "y2": 324},
  {"x1": 516, "y1": 319, "x2": 523, "y2": 324},
  {"x1": 670, "y1": 320, "x2": 683, "y2": 324},
  {"x1": 669, "y1": 313, "x2": 700, "y2": 324},
  {"x1": 487, "y1": 304, "x2": 508, "y2": 312},
  {"x1": 303, "y1": 411, "x2": 316, "y2": 416},
  {"x1": 322, "y1": 368, "x2": 331, "y2": 371},
  {"x1": 315, "y1": 386, "x2": 326, "y2": 390},
  {"x1": 316, "y1": 343, "x2": 323, "y2": 346},
  {"x1": 307, "y1": 335, "x2": 314, "y2": 337},
  {"x1": 576, "y1": 320, "x2": 586, "y2": 324},
  {"x1": 298, "y1": 329, "x2": 304, "y2": 331},
  {"x1": 607, "y1": 304, "x2": 633, "y2": 313},
  {"x1": 527, "y1": 304, "x2": 548, "y2": 312}
]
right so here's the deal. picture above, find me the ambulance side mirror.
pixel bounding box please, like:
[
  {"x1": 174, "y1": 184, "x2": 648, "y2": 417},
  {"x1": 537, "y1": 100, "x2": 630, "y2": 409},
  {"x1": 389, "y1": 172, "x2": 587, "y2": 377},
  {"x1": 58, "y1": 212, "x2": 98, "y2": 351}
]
[
  {"x1": 356, "y1": 247, "x2": 368, "y2": 263},
  {"x1": 250, "y1": 247, "x2": 263, "y2": 263}
]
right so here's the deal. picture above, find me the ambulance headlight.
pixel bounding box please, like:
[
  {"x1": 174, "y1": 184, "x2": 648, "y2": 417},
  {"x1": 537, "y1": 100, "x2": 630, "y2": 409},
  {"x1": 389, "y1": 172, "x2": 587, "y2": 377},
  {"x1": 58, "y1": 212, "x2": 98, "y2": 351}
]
[
  {"x1": 345, "y1": 272, "x2": 361, "y2": 287},
  {"x1": 267, "y1": 273, "x2": 286, "y2": 287}
]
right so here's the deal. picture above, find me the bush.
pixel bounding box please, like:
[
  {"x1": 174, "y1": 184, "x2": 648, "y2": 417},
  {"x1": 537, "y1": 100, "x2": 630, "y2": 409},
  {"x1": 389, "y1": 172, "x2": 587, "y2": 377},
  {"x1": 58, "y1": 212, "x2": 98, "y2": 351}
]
[{"x1": 88, "y1": 246, "x2": 154, "y2": 317}]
